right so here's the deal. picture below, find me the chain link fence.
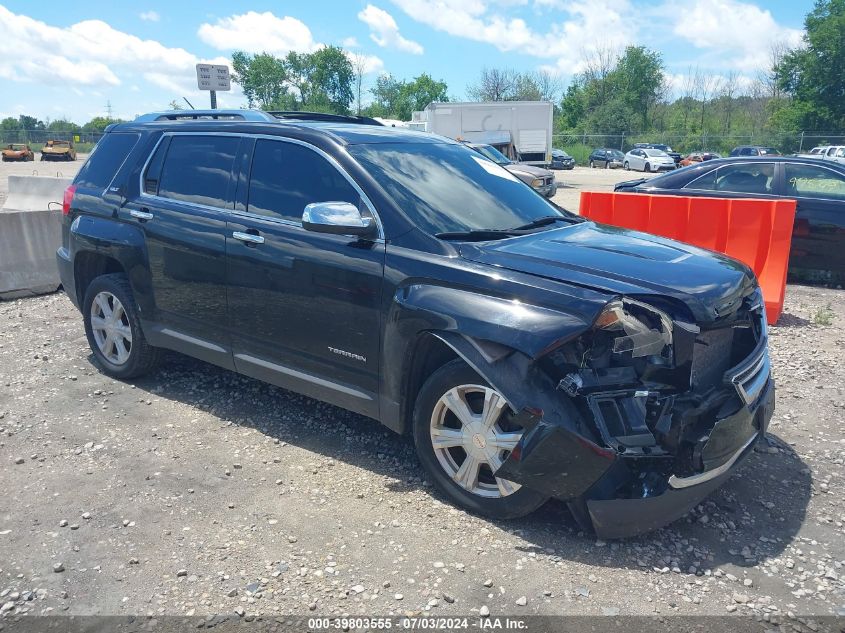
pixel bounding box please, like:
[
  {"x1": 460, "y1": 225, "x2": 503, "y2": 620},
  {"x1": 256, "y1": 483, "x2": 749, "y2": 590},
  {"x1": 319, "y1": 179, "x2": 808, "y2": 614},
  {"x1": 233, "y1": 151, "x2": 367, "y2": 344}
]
[
  {"x1": 553, "y1": 132, "x2": 845, "y2": 165},
  {"x1": 1, "y1": 130, "x2": 104, "y2": 153}
]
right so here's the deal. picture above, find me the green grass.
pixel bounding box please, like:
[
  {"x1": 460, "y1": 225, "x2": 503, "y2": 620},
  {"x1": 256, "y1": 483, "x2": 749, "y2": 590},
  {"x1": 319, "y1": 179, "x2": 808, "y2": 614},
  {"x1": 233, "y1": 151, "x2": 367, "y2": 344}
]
[{"x1": 812, "y1": 304, "x2": 835, "y2": 326}]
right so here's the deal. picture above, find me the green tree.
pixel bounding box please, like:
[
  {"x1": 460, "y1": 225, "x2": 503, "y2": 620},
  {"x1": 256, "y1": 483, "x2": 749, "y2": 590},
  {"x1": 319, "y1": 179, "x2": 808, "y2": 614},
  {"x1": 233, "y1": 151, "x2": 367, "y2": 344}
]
[
  {"x1": 232, "y1": 46, "x2": 353, "y2": 113},
  {"x1": 775, "y1": 0, "x2": 845, "y2": 129},
  {"x1": 232, "y1": 51, "x2": 290, "y2": 109},
  {"x1": 366, "y1": 73, "x2": 448, "y2": 120},
  {"x1": 307, "y1": 46, "x2": 354, "y2": 113},
  {"x1": 82, "y1": 117, "x2": 122, "y2": 133},
  {"x1": 614, "y1": 46, "x2": 665, "y2": 130}
]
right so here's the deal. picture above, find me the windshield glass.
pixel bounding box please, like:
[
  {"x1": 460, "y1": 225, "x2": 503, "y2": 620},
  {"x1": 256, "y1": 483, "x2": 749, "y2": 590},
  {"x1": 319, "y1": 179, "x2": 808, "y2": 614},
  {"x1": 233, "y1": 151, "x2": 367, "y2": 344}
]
[
  {"x1": 609, "y1": 150, "x2": 624, "y2": 159},
  {"x1": 473, "y1": 144, "x2": 511, "y2": 165},
  {"x1": 644, "y1": 149, "x2": 668, "y2": 157},
  {"x1": 350, "y1": 142, "x2": 571, "y2": 235}
]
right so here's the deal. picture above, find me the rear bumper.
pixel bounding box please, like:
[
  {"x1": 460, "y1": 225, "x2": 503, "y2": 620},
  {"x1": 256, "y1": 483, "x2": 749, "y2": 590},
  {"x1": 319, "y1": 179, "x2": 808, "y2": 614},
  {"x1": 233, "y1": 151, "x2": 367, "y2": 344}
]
[
  {"x1": 585, "y1": 377, "x2": 775, "y2": 539},
  {"x1": 56, "y1": 246, "x2": 78, "y2": 309}
]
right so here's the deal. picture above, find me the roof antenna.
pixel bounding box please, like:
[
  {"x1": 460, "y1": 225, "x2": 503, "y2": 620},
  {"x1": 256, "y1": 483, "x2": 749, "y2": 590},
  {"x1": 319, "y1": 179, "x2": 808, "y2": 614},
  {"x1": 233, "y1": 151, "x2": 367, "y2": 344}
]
[{"x1": 182, "y1": 97, "x2": 196, "y2": 110}]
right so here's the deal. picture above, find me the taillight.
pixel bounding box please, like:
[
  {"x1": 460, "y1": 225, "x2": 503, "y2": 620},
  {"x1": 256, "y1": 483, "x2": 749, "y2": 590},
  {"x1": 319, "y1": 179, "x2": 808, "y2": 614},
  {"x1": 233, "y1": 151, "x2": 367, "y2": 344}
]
[{"x1": 62, "y1": 184, "x2": 77, "y2": 216}]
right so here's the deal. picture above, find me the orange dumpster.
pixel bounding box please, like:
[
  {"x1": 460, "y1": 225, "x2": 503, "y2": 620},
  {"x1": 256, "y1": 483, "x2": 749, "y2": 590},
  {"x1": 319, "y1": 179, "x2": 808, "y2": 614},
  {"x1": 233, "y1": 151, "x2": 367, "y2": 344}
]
[{"x1": 579, "y1": 192, "x2": 796, "y2": 325}]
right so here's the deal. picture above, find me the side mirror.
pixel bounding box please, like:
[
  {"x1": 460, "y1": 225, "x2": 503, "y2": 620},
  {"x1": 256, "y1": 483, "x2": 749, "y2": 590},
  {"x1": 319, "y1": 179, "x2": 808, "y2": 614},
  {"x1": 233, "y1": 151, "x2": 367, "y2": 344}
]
[{"x1": 302, "y1": 201, "x2": 376, "y2": 237}]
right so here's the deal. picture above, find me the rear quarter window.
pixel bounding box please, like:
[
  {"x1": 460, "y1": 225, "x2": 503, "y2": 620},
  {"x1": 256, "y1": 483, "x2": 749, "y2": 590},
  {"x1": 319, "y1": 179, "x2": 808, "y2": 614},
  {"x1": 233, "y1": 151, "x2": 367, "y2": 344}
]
[{"x1": 74, "y1": 133, "x2": 141, "y2": 190}]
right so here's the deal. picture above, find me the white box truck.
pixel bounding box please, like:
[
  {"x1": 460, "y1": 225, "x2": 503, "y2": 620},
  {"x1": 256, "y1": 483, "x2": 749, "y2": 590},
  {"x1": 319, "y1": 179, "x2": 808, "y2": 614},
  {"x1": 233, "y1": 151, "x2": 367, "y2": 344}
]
[{"x1": 421, "y1": 101, "x2": 553, "y2": 166}]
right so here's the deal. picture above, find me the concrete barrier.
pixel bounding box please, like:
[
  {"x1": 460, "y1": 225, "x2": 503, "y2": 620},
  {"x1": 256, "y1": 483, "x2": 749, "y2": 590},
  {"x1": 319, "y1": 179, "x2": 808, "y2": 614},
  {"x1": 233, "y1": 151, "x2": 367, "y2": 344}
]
[{"x1": 0, "y1": 175, "x2": 71, "y2": 299}]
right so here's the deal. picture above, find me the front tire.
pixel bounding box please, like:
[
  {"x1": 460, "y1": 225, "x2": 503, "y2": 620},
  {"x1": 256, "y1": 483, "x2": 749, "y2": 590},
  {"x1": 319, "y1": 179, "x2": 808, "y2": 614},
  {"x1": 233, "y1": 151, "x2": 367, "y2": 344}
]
[
  {"x1": 412, "y1": 359, "x2": 547, "y2": 520},
  {"x1": 82, "y1": 273, "x2": 161, "y2": 380},
  {"x1": 644, "y1": 162, "x2": 651, "y2": 172}
]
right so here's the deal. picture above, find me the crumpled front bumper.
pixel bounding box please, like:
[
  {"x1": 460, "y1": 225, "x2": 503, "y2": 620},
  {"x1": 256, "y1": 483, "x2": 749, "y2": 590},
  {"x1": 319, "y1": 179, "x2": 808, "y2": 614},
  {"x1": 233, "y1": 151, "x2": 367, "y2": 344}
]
[
  {"x1": 584, "y1": 377, "x2": 775, "y2": 539},
  {"x1": 494, "y1": 341, "x2": 775, "y2": 539}
]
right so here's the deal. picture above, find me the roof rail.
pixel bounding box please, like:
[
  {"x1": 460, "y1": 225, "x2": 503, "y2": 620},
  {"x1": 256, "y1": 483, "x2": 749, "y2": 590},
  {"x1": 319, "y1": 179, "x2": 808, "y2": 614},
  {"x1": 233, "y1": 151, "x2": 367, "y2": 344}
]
[
  {"x1": 134, "y1": 110, "x2": 276, "y2": 122},
  {"x1": 267, "y1": 111, "x2": 384, "y2": 126}
]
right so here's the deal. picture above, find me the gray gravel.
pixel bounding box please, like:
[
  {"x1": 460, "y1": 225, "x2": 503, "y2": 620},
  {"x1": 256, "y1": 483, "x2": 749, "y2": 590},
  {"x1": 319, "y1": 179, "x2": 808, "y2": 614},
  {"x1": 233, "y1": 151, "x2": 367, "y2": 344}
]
[{"x1": 0, "y1": 285, "x2": 843, "y2": 623}]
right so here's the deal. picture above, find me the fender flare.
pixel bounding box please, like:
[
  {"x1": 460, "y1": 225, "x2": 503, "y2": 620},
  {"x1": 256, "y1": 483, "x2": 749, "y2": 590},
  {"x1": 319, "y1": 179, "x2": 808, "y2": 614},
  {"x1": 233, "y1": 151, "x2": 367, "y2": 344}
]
[{"x1": 69, "y1": 215, "x2": 153, "y2": 314}]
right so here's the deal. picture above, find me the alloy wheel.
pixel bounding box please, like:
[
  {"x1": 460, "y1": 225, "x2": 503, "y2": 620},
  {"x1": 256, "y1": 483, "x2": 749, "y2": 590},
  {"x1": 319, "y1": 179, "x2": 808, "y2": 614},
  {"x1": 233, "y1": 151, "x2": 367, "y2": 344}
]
[
  {"x1": 90, "y1": 291, "x2": 133, "y2": 365},
  {"x1": 429, "y1": 384, "x2": 523, "y2": 498}
]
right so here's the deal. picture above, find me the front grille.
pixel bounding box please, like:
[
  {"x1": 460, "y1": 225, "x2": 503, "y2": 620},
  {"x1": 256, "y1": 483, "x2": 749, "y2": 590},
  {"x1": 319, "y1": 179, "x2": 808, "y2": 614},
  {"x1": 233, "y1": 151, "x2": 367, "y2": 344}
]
[
  {"x1": 730, "y1": 346, "x2": 770, "y2": 405},
  {"x1": 691, "y1": 328, "x2": 735, "y2": 391}
]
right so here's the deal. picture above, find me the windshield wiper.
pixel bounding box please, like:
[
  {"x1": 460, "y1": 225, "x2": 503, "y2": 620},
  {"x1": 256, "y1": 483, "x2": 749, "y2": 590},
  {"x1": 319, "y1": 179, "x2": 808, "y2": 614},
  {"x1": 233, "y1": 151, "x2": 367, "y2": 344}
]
[
  {"x1": 510, "y1": 215, "x2": 584, "y2": 230},
  {"x1": 435, "y1": 229, "x2": 521, "y2": 241}
]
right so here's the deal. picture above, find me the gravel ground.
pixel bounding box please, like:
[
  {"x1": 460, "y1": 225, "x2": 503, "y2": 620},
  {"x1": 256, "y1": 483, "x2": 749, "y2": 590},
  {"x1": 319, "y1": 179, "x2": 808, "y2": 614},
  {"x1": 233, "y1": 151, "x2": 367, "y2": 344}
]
[{"x1": 0, "y1": 284, "x2": 843, "y2": 627}]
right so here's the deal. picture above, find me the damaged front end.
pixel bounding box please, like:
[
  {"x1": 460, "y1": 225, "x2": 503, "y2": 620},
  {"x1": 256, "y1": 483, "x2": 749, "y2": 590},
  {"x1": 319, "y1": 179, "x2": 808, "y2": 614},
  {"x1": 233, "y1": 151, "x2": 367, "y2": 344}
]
[{"x1": 481, "y1": 289, "x2": 775, "y2": 538}]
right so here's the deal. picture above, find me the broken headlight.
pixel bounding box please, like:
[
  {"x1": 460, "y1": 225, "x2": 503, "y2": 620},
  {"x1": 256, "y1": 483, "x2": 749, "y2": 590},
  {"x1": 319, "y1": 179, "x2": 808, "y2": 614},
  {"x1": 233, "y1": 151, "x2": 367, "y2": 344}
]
[{"x1": 593, "y1": 300, "x2": 673, "y2": 361}]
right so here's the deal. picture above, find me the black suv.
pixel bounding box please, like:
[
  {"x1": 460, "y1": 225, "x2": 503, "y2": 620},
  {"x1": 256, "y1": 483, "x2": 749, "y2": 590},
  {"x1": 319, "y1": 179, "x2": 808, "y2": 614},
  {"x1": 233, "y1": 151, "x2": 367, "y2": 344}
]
[
  {"x1": 57, "y1": 110, "x2": 774, "y2": 538},
  {"x1": 633, "y1": 143, "x2": 682, "y2": 165}
]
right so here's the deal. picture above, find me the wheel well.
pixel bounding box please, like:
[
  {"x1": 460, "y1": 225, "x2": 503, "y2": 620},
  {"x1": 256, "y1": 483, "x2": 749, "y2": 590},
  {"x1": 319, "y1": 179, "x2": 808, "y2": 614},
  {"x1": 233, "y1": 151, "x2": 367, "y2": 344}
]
[
  {"x1": 402, "y1": 333, "x2": 459, "y2": 433},
  {"x1": 73, "y1": 252, "x2": 125, "y2": 307}
]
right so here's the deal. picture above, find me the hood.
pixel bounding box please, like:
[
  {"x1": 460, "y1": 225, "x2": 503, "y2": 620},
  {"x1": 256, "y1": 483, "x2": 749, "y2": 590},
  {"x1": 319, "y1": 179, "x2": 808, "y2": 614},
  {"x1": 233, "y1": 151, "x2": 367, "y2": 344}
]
[
  {"x1": 505, "y1": 164, "x2": 552, "y2": 178},
  {"x1": 458, "y1": 222, "x2": 757, "y2": 324}
]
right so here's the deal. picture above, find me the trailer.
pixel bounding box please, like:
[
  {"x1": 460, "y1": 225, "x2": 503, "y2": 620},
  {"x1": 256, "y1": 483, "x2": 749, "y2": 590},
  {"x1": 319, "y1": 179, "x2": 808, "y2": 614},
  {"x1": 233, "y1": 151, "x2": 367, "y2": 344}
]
[{"x1": 420, "y1": 101, "x2": 553, "y2": 166}]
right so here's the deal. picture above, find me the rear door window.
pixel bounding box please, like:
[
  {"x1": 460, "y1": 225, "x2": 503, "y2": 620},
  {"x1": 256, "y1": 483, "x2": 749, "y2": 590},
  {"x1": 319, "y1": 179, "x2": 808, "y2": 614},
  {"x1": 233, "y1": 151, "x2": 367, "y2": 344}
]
[
  {"x1": 246, "y1": 139, "x2": 359, "y2": 223},
  {"x1": 685, "y1": 163, "x2": 775, "y2": 194},
  {"x1": 785, "y1": 164, "x2": 845, "y2": 200},
  {"x1": 157, "y1": 135, "x2": 239, "y2": 209},
  {"x1": 74, "y1": 132, "x2": 140, "y2": 190}
]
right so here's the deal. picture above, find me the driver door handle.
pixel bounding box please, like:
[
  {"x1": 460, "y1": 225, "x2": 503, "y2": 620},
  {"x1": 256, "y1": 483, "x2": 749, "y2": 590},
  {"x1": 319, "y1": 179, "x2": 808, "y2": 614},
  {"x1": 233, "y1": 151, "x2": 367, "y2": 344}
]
[{"x1": 233, "y1": 231, "x2": 265, "y2": 245}]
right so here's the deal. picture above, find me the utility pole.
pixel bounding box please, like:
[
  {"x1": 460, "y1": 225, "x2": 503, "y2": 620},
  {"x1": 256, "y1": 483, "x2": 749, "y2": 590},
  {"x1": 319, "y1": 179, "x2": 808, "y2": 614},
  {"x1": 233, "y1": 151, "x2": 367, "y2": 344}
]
[{"x1": 105, "y1": 100, "x2": 113, "y2": 119}]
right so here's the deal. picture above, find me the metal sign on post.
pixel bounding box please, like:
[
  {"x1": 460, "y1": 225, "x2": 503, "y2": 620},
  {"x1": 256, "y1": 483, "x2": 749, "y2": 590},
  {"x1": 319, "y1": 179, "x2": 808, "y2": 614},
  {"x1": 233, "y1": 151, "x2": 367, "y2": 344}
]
[{"x1": 195, "y1": 63, "x2": 231, "y2": 110}]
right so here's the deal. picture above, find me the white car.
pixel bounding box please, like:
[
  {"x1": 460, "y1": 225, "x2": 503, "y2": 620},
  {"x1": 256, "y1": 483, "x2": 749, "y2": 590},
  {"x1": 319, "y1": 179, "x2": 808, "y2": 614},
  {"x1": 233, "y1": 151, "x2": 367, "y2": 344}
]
[
  {"x1": 821, "y1": 145, "x2": 845, "y2": 165},
  {"x1": 623, "y1": 148, "x2": 676, "y2": 172}
]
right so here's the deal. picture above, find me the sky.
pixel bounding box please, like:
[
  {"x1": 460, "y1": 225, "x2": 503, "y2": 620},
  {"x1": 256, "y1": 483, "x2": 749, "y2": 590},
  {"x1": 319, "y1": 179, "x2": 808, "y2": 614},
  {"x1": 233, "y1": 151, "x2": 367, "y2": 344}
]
[{"x1": 0, "y1": 0, "x2": 811, "y2": 124}]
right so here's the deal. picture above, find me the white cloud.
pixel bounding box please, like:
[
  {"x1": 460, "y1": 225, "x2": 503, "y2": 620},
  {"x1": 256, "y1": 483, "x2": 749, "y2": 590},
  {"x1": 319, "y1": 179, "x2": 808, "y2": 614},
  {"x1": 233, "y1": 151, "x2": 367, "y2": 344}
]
[
  {"x1": 358, "y1": 5, "x2": 424, "y2": 54},
  {"x1": 342, "y1": 36, "x2": 359, "y2": 48},
  {"x1": 198, "y1": 11, "x2": 319, "y2": 55},
  {"x1": 389, "y1": 0, "x2": 635, "y2": 73},
  {"x1": 0, "y1": 4, "x2": 245, "y2": 117},
  {"x1": 0, "y1": 5, "x2": 223, "y2": 90},
  {"x1": 139, "y1": 10, "x2": 160, "y2": 22},
  {"x1": 671, "y1": 0, "x2": 802, "y2": 72}
]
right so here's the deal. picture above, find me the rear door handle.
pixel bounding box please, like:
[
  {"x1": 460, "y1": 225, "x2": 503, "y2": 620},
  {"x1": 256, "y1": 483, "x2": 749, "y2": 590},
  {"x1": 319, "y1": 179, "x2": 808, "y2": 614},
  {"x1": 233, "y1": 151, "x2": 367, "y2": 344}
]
[
  {"x1": 130, "y1": 208, "x2": 154, "y2": 221},
  {"x1": 232, "y1": 231, "x2": 265, "y2": 245}
]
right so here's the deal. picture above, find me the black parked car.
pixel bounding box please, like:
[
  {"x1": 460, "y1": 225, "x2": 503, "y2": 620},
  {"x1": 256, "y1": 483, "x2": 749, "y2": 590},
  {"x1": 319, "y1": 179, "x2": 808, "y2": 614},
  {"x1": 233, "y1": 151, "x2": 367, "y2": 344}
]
[
  {"x1": 615, "y1": 157, "x2": 845, "y2": 283},
  {"x1": 633, "y1": 143, "x2": 683, "y2": 165},
  {"x1": 588, "y1": 148, "x2": 625, "y2": 169},
  {"x1": 729, "y1": 146, "x2": 781, "y2": 157},
  {"x1": 57, "y1": 110, "x2": 774, "y2": 538},
  {"x1": 550, "y1": 149, "x2": 575, "y2": 170}
]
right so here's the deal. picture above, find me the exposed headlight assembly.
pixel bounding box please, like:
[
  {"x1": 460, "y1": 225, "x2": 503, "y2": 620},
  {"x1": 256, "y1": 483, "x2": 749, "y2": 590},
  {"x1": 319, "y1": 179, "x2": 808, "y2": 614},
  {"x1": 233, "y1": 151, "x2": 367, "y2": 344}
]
[{"x1": 593, "y1": 299, "x2": 673, "y2": 359}]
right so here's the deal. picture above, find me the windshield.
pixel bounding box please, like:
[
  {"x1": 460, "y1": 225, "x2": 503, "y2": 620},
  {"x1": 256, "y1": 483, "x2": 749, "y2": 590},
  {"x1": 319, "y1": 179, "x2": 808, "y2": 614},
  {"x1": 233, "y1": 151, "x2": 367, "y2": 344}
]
[
  {"x1": 609, "y1": 150, "x2": 624, "y2": 159},
  {"x1": 350, "y1": 142, "x2": 572, "y2": 236},
  {"x1": 473, "y1": 144, "x2": 511, "y2": 165},
  {"x1": 644, "y1": 149, "x2": 668, "y2": 157}
]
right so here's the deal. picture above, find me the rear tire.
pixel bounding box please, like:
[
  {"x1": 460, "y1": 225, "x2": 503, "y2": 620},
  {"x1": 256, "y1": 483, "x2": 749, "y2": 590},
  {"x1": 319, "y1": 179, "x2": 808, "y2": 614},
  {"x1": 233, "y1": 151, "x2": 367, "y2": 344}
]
[
  {"x1": 589, "y1": 160, "x2": 594, "y2": 168},
  {"x1": 82, "y1": 273, "x2": 161, "y2": 380},
  {"x1": 412, "y1": 359, "x2": 548, "y2": 520},
  {"x1": 624, "y1": 161, "x2": 630, "y2": 170}
]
